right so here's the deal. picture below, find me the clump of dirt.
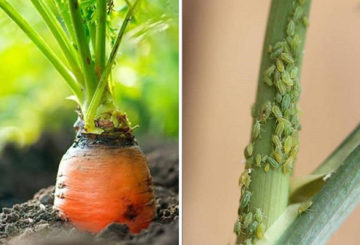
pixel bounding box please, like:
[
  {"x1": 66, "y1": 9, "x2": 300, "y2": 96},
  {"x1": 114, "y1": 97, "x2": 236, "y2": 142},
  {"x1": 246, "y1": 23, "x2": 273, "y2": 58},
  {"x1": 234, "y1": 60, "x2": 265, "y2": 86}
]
[{"x1": 0, "y1": 143, "x2": 178, "y2": 245}]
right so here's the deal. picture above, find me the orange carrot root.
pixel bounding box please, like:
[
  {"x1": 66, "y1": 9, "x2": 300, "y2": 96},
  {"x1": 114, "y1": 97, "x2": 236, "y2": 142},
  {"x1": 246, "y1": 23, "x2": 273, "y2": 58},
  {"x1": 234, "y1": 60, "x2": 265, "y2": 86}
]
[{"x1": 54, "y1": 140, "x2": 156, "y2": 233}]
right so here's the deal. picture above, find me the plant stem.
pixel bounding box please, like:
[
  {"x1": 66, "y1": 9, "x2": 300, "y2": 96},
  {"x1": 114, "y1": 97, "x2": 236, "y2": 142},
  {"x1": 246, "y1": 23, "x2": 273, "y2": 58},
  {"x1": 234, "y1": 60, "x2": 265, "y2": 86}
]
[
  {"x1": 68, "y1": 0, "x2": 98, "y2": 104},
  {"x1": 236, "y1": 0, "x2": 311, "y2": 243},
  {"x1": 313, "y1": 123, "x2": 360, "y2": 175},
  {"x1": 276, "y1": 144, "x2": 360, "y2": 245},
  {"x1": 84, "y1": 0, "x2": 139, "y2": 131},
  {"x1": 95, "y1": 0, "x2": 107, "y2": 77},
  {"x1": 0, "y1": 0, "x2": 82, "y2": 101},
  {"x1": 30, "y1": 0, "x2": 84, "y2": 85}
]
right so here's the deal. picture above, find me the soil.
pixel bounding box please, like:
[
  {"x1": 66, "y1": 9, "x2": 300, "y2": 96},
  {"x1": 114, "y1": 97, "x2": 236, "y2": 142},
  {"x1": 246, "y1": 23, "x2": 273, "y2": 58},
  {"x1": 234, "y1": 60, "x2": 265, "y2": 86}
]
[{"x1": 0, "y1": 132, "x2": 178, "y2": 245}]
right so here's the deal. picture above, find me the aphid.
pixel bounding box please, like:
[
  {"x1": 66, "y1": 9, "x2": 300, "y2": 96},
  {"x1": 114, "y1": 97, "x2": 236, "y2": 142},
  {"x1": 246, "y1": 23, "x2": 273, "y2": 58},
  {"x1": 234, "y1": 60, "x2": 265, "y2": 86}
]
[
  {"x1": 245, "y1": 239, "x2": 253, "y2": 245},
  {"x1": 244, "y1": 212, "x2": 253, "y2": 228},
  {"x1": 240, "y1": 191, "x2": 252, "y2": 210},
  {"x1": 267, "y1": 156, "x2": 279, "y2": 168},
  {"x1": 270, "y1": 47, "x2": 283, "y2": 60},
  {"x1": 252, "y1": 120, "x2": 261, "y2": 140},
  {"x1": 290, "y1": 145, "x2": 299, "y2": 158},
  {"x1": 278, "y1": 117, "x2": 291, "y2": 127},
  {"x1": 283, "y1": 156, "x2": 294, "y2": 174},
  {"x1": 283, "y1": 109, "x2": 290, "y2": 119},
  {"x1": 268, "y1": 44, "x2": 273, "y2": 53},
  {"x1": 255, "y1": 154, "x2": 262, "y2": 167},
  {"x1": 264, "y1": 163, "x2": 270, "y2": 172},
  {"x1": 246, "y1": 157, "x2": 254, "y2": 168},
  {"x1": 272, "y1": 105, "x2": 283, "y2": 119},
  {"x1": 302, "y1": 16, "x2": 309, "y2": 27},
  {"x1": 273, "y1": 41, "x2": 284, "y2": 50},
  {"x1": 245, "y1": 143, "x2": 254, "y2": 158},
  {"x1": 273, "y1": 148, "x2": 283, "y2": 163},
  {"x1": 275, "y1": 93, "x2": 282, "y2": 103},
  {"x1": 287, "y1": 20, "x2": 295, "y2": 37},
  {"x1": 275, "y1": 122, "x2": 285, "y2": 136},
  {"x1": 281, "y1": 94, "x2": 291, "y2": 111},
  {"x1": 284, "y1": 136, "x2": 293, "y2": 154},
  {"x1": 272, "y1": 135, "x2": 282, "y2": 148},
  {"x1": 257, "y1": 223, "x2": 265, "y2": 239},
  {"x1": 255, "y1": 208, "x2": 262, "y2": 222},
  {"x1": 276, "y1": 80, "x2": 287, "y2": 95},
  {"x1": 293, "y1": 6, "x2": 303, "y2": 21},
  {"x1": 264, "y1": 76, "x2": 273, "y2": 86},
  {"x1": 274, "y1": 70, "x2": 281, "y2": 85},
  {"x1": 233, "y1": 219, "x2": 242, "y2": 236},
  {"x1": 248, "y1": 221, "x2": 258, "y2": 234},
  {"x1": 284, "y1": 124, "x2": 294, "y2": 136},
  {"x1": 239, "y1": 171, "x2": 251, "y2": 188},
  {"x1": 298, "y1": 200, "x2": 312, "y2": 215},
  {"x1": 264, "y1": 64, "x2": 276, "y2": 77},
  {"x1": 281, "y1": 70, "x2": 293, "y2": 86},
  {"x1": 276, "y1": 58, "x2": 285, "y2": 72},
  {"x1": 260, "y1": 101, "x2": 272, "y2": 122},
  {"x1": 289, "y1": 34, "x2": 300, "y2": 51},
  {"x1": 290, "y1": 66, "x2": 298, "y2": 79},
  {"x1": 280, "y1": 52, "x2": 295, "y2": 64}
]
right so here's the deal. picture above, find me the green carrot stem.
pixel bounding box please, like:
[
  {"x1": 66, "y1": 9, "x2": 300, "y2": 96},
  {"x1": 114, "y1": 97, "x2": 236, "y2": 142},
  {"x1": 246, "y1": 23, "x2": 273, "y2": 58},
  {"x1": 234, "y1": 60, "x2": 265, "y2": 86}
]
[
  {"x1": 95, "y1": 0, "x2": 107, "y2": 77},
  {"x1": 84, "y1": 0, "x2": 140, "y2": 130},
  {"x1": 30, "y1": 0, "x2": 84, "y2": 85},
  {"x1": 0, "y1": 0, "x2": 83, "y2": 101},
  {"x1": 68, "y1": 0, "x2": 98, "y2": 104}
]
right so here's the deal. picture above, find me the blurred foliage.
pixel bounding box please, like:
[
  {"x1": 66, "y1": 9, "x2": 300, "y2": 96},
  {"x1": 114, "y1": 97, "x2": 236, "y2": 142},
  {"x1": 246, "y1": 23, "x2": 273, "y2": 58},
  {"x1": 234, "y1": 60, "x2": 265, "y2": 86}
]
[{"x1": 0, "y1": 0, "x2": 178, "y2": 148}]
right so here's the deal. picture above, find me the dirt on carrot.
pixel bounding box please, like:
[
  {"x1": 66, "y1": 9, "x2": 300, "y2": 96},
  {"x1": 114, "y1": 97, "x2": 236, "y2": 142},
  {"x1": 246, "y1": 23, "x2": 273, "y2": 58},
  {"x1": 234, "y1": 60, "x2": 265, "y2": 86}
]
[{"x1": 0, "y1": 139, "x2": 178, "y2": 245}]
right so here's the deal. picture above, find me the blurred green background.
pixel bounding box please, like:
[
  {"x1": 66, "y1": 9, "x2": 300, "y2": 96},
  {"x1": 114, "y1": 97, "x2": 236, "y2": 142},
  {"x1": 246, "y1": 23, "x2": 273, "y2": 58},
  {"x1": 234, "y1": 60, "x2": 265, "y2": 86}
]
[{"x1": 0, "y1": 0, "x2": 179, "y2": 149}]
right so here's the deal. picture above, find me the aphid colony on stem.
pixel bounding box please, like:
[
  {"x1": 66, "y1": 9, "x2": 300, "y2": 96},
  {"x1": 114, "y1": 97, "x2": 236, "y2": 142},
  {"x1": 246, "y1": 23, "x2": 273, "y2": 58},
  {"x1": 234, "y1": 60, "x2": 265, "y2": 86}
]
[{"x1": 235, "y1": 0, "x2": 309, "y2": 243}]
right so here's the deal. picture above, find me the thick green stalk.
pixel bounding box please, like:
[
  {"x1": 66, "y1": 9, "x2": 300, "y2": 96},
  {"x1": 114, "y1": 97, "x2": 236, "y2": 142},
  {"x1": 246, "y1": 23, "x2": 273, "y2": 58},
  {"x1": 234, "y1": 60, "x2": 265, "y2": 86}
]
[
  {"x1": 0, "y1": 0, "x2": 82, "y2": 101},
  {"x1": 236, "y1": 0, "x2": 311, "y2": 243},
  {"x1": 276, "y1": 144, "x2": 360, "y2": 245},
  {"x1": 68, "y1": 0, "x2": 98, "y2": 104},
  {"x1": 30, "y1": 0, "x2": 84, "y2": 85},
  {"x1": 84, "y1": 0, "x2": 139, "y2": 131},
  {"x1": 95, "y1": 0, "x2": 107, "y2": 77}
]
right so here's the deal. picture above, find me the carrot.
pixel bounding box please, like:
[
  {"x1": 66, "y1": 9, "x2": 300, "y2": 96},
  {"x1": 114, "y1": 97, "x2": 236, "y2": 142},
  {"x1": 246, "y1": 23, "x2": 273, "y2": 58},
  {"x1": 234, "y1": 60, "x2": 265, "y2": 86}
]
[{"x1": 54, "y1": 134, "x2": 156, "y2": 233}]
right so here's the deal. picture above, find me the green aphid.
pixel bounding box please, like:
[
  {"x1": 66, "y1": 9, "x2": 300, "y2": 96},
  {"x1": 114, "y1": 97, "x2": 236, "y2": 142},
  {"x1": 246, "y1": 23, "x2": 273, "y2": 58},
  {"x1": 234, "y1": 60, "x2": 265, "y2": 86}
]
[
  {"x1": 280, "y1": 52, "x2": 295, "y2": 64},
  {"x1": 270, "y1": 47, "x2": 283, "y2": 60},
  {"x1": 277, "y1": 80, "x2": 287, "y2": 95},
  {"x1": 287, "y1": 20, "x2": 295, "y2": 37},
  {"x1": 245, "y1": 239, "x2": 253, "y2": 245},
  {"x1": 275, "y1": 93, "x2": 282, "y2": 103},
  {"x1": 264, "y1": 163, "x2": 270, "y2": 172},
  {"x1": 267, "y1": 156, "x2": 279, "y2": 168},
  {"x1": 290, "y1": 145, "x2": 299, "y2": 158},
  {"x1": 260, "y1": 101, "x2": 272, "y2": 122},
  {"x1": 240, "y1": 191, "x2": 252, "y2": 210},
  {"x1": 239, "y1": 171, "x2": 251, "y2": 188},
  {"x1": 273, "y1": 41, "x2": 284, "y2": 50},
  {"x1": 255, "y1": 154, "x2": 262, "y2": 167},
  {"x1": 293, "y1": 6, "x2": 303, "y2": 21},
  {"x1": 272, "y1": 105, "x2": 283, "y2": 119},
  {"x1": 252, "y1": 120, "x2": 261, "y2": 140},
  {"x1": 284, "y1": 136, "x2": 293, "y2": 154},
  {"x1": 264, "y1": 76, "x2": 273, "y2": 86},
  {"x1": 245, "y1": 143, "x2": 254, "y2": 158},
  {"x1": 278, "y1": 117, "x2": 291, "y2": 127},
  {"x1": 255, "y1": 208, "x2": 263, "y2": 222},
  {"x1": 257, "y1": 223, "x2": 265, "y2": 239},
  {"x1": 289, "y1": 34, "x2": 300, "y2": 51},
  {"x1": 273, "y1": 148, "x2": 283, "y2": 163},
  {"x1": 264, "y1": 64, "x2": 276, "y2": 77},
  {"x1": 275, "y1": 122, "x2": 285, "y2": 136},
  {"x1": 281, "y1": 70, "x2": 293, "y2": 86},
  {"x1": 268, "y1": 44, "x2": 273, "y2": 53},
  {"x1": 276, "y1": 58, "x2": 285, "y2": 72},
  {"x1": 288, "y1": 103, "x2": 296, "y2": 116},
  {"x1": 302, "y1": 16, "x2": 309, "y2": 27},
  {"x1": 283, "y1": 156, "x2": 294, "y2": 174},
  {"x1": 283, "y1": 109, "x2": 290, "y2": 119},
  {"x1": 244, "y1": 212, "x2": 253, "y2": 228},
  {"x1": 298, "y1": 200, "x2": 312, "y2": 215},
  {"x1": 284, "y1": 124, "x2": 294, "y2": 136},
  {"x1": 233, "y1": 219, "x2": 242, "y2": 236},
  {"x1": 248, "y1": 221, "x2": 259, "y2": 234},
  {"x1": 281, "y1": 94, "x2": 291, "y2": 111},
  {"x1": 290, "y1": 66, "x2": 298, "y2": 79}
]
